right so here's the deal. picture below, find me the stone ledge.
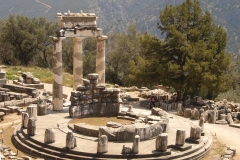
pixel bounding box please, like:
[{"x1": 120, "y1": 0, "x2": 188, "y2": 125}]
[{"x1": 74, "y1": 123, "x2": 99, "y2": 137}]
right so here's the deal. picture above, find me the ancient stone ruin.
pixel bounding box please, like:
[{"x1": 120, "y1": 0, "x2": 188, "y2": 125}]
[
  {"x1": 0, "y1": 10, "x2": 236, "y2": 160},
  {"x1": 51, "y1": 10, "x2": 107, "y2": 111},
  {"x1": 13, "y1": 72, "x2": 44, "y2": 89}
]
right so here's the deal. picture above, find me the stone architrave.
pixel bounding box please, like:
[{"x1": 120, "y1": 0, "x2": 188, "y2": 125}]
[
  {"x1": 132, "y1": 135, "x2": 140, "y2": 154},
  {"x1": 175, "y1": 129, "x2": 186, "y2": 146},
  {"x1": 27, "y1": 118, "x2": 36, "y2": 136},
  {"x1": 73, "y1": 37, "x2": 85, "y2": 90},
  {"x1": 66, "y1": 131, "x2": 77, "y2": 149},
  {"x1": 96, "y1": 36, "x2": 107, "y2": 84},
  {"x1": 44, "y1": 128, "x2": 55, "y2": 143},
  {"x1": 22, "y1": 112, "x2": 29, "y2": 128},
  {"x1": 156, "y1": 133, "x2": 168, "y2": 152},
  {"x1": 227, "y1": 113, "x2": 234, "y2": 124},
  {"x1": 190, "y1": 125, "x2": 201, "y2": 139},
  {"x1": 26, "y1": 104, "x2": 37, "y2": 120},
  {"x1": 52, "y1": 37, "x2": 65, "y2": 111},
  {"x1": 199, "y1": 117, "x2": 205, "y2": 131},
  {"x1": 97, "y1": 135, "x2": 108, "y2": 153}
]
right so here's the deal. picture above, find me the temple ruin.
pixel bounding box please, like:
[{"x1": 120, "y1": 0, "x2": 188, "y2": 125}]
[{"x1": 51, "y1": 10, "x2": 107, "y2": 111}]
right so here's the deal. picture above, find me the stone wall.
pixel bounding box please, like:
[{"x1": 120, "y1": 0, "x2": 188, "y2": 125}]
[
  {"x1": 69, "y1": 73, "x2": 120, "y2": 117},
  {"x1": 0, "y1": 69, "x2": 6, "y2": 87}
]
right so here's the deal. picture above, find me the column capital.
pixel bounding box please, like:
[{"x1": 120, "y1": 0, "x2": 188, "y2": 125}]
[
  {"x1": 97, "y1": 35, "x2": 107, "y2": 41},
  {"x1": 50, "y1": 36, "x2": 66, "y2": 42}
]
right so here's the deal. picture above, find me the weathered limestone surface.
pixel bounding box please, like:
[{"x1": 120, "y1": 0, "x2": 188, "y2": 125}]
[
  {"x1": 191, "y1": 108, "x2": 200, "y2": 120},
  {"x1": 190, "y1": 125, "x2": 201, "y2": 139},
  {"x1": 122, "y1": 145, "x2": 132, "y2": 154},
  {"x1": 175, "y1": 129, "x2": 186, "y2": 146},
  {"x1": 199, "y1": 117, "x2": 205, "y2": 131},
  {"x1": 96, "y1": 36, "x2": 107, "y2": 84},
  {"x1": 66, "y1": 131, "x2": 77, "y2": 149},
  {"x1": 52, "y1": 37, "x2": 65, "y2": 111},
  {"x1": 37, "y1": 99, "x2": 47, "y2": 116},
  {"x1": 184, "y1": 108, "x2": 191, "y2": 118},
  {"x1": 26, "y1": 104, "x2": 37, "y2": 120},
  {"x1": 227, "y1": 113, "x2": 234, "y2": 124},
  {"x1": 156, "y1": 133, "x2": 168, "y2": 152},
  {"x1": 73, "y1": 37, "x2": 84, "y2": 90},
  {"x1": 177, "y1": 103, "x2": 183, "y2": 116},
  {"x1": 97, "y1": 135, "x2": 108, "y2": 153},
  {"x1": 132, "y1": 135, "x2": 140, "y2": 154},
  {"x1": 44, "y1": 128, "x2": 55, "y2": 143},
  {"x1": 2, "y1": 84, "x2": 38, "y2": 96},
  {"x1": 22, "y1": 112, "x2": 29, "y2": 128},
  {"x1": 27, "y1": 118, "x2": 36, "y2": 136}
]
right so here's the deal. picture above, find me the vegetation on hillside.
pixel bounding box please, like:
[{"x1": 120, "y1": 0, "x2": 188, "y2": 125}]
[{"x1": 0, "y1": 0, "x2": 239, "y2": 53}]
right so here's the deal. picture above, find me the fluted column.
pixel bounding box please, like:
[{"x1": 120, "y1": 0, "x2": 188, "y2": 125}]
[
  {"x1": 52, "y1": 37, "x2": 65, "y2": 111},
  {"x1": 73, "y1": 37, "x2": 85, "y2": 90},
  {"x1": 96, "y1": 35, "x2": 107, "y2": 84}
]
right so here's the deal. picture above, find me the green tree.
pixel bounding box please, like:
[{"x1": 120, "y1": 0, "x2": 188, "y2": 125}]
[
  {"x1": 133, "y1": 0, "x2": 230, "y2": 101},
  {"x1": 0, "y1": 15, "x2": 57, "y2": 67},
  {"x1": 106, "y1": 24, "x2": 143, "y2": 86},
  {"x1": 35, "y1": 17, "x2": 58, "y2": 68},
  {"x1": 62, "y1": 37, "x2": 96, "y2": 77}
]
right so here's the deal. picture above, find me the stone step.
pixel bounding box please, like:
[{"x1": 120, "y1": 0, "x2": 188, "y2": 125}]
[
  {"x1": 13, "y1": 124, "x2": 213, "y2": 160},
  {"x1": 13, "y1": 126, "x2": 102, "y2": 160}
]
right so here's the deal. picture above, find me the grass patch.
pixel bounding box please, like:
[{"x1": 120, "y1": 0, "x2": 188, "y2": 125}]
[
  {"x1": 203, "y1": 135, "x2": 226, "y2": 159},
  {"x1": 69, "y1": 117, "x2": 133, "y2": 126},
  {"x1": 4, "y1": 66, "x2": 73, "y2": 87}
]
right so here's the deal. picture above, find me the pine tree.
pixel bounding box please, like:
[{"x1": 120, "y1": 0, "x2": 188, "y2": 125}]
[{"x1": 138, "y1": 0, "x2": 230, "y2": 101}]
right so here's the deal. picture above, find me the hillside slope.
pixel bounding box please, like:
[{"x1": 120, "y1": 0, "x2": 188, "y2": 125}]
[{"x1": 0, "y1": 0, "x2": 239, "y2": 53}]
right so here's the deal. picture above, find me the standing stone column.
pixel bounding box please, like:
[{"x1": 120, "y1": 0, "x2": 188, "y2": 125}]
[
  {"x1": 22, "y1": 112, "x2": 29, "y2": 128},
  {"x1": 132, "y1": 135, "x2": 140, "y2": 154},
  {"x1": 97, "y1": 135, "x2": 108, "y2": 153},
  {"x1": 156, "y1": 133, "x2": 168, "y2": 152},
  {"x1": 227, "y1": 113, "x2": 234, "y2": 124},
  {"x1": 52, "y1": 37, "x2": 65, "y2": 111},
  {"x1": 26, "y1": 104, "x2": 37, "y2": 120},
  {"x1": 73, "y1": 37, "x2": 85, "y2": 90},
  {"x1": 27, "y1": 118, "x2": 36, "y2": 136},
  {"x1": 175, "y1": 129, "x2": 186, "y2": 146},
  {"x1": 96, "y1": 36, "x2": 107, "y2": 84},
  {"x1": 66, "y1": 131, "x2": 77, "y2": 149},
  {"x1": 199, "y1": 117, "x2": 205, "y2": 131},
  {"x1": 44, "y1": 128, "x2": 55, "y2": 143},
  {"x1": 190, "y1": 125, "x2": 201, "y2": 139}
]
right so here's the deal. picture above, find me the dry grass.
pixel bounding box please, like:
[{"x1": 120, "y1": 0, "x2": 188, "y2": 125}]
[
  {"x1": 0, "y1": 113, "x2": 21, "y2": 124},
  {"x1": 203, "y1": 134, "x2": 240, "y2": 160},
  {"x1": 2, "y1": 126, "x2": 28, "y2": 158},
  {"x1": 69, "y1": 117, "x2": 133, "y2": 126}
]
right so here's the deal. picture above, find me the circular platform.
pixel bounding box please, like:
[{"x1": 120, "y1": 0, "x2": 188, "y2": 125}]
[{"x1": 12, "y1": 104, "x2": 212, "y2": 159}]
